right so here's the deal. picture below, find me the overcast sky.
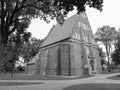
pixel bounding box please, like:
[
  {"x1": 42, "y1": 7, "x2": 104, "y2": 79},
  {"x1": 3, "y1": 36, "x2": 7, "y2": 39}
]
[{"x1": 27, "y1": 0, "x2": 120, "y2": 39}]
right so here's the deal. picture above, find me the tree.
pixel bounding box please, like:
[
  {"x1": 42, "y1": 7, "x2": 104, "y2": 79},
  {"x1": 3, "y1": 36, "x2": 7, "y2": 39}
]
[
  {"x1": 111, "y1": 31, "x2": 120, "y2": 66},
  {"x1": 95, "y1": 26, "x2": 117, "y2": 72},
  {"x1": 2, "y1": 22, "x2": 31, "y2": 72},
  {"x1": 20, "y1": 37, "x2": 43, "y2": 63},
  {"x1": 17, "y1": 65, "x2": 25, "y2": 72},
  {"x1": 0, "y1": 0, "x2": 103, "y2": 68},
  {"x1": 2, "y1": 46, "x2": 17, "y2": 71}
]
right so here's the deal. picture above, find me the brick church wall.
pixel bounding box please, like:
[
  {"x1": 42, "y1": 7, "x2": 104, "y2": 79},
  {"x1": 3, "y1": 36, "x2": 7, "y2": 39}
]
[
  {"x1": 27, "y1": 64, "x2": 36, "y2": 74},
  {"x1": 59, "y1": 44, "x2": 70, "y2": 76},
  {"x1": 47, "y1": 46, "x2": 58, "y2": 75},
  {"x1": 35, "y1": 53, "x2": 41, "y2": 74},
  {"x1": 71, "y1": 42, "x2": 84, "y2": 76},
  {"x1": 38, "y1": 49, "x2": 48, "y2": 75},
  {"x1": 92, "y1": 47, "x2": 102, "y2": 73},
  {"x1": 70, "y1": 44, "x2": 76, "y2": 76}
]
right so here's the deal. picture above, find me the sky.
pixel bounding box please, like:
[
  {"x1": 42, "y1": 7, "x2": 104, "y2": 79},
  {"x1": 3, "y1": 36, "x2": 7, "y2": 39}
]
[{"x1": 27, "y1": 0, "x2": 120, "y2": 39}]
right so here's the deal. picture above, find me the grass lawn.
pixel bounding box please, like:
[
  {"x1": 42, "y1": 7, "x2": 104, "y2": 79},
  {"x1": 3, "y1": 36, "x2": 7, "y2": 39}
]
[
  {"x1": 0, "y1": 73, "x2": 93, "y2": 80},
  {"x1": 0, "y1": 82, "x2": 43, "y2": 86},
  {"x1": 63, "y1": 84, "x2": 120, "y2": 90}
]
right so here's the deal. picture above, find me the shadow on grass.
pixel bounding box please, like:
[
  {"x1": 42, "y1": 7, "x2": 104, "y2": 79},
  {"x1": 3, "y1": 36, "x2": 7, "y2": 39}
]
[
  {"x1": 0, "y1": 73, "x2": 93, "y2": 80},
  {"x1": 63, "y1": 84, "x2": 120, "y2": 90},
  {"x1": 0, "y1": 82, "x2": 43, "y2": 86},
  {"x1": 107, "y1": 74, "x2": 120, "y2": 80}
]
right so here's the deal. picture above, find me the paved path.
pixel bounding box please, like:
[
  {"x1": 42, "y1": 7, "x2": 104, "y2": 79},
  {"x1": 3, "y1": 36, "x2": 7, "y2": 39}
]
[{"x1": 0, "y1": 73, "x2": 120, "y2": 90}]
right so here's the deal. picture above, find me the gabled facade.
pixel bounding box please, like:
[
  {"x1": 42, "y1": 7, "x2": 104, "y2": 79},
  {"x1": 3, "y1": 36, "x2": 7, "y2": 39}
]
[{"x1": 28, "y1": 13, "x2": 102, "y2": 76}]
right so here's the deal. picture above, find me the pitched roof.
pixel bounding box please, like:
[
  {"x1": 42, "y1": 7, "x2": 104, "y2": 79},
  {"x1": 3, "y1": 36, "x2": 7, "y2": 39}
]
[{"x1": 40, "y1": 13, "x2": 92, "y2": 48}]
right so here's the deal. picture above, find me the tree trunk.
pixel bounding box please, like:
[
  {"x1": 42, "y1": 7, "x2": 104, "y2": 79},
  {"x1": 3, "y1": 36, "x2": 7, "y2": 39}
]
[
  {"x1": 0, "y1": 44, "x2": 4, "y2": 71},
  {"x1": 105, "y1": 43, "x2": 111, "y2": 72},
  {"x1": 0, "y1": 32, "x2": 7, "y2": 72}
]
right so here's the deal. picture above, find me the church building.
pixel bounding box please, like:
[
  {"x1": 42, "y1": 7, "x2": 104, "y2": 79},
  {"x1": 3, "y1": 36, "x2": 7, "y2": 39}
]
[{"x1": 27, "y1": 13, "x2": 102, "y2": 76}]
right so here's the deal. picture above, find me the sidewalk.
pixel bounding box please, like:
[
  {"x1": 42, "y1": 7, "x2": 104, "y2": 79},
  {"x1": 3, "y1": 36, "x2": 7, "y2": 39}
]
[{"x1": 0, "y1": 73, "x2": 120, "y2": 90}]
